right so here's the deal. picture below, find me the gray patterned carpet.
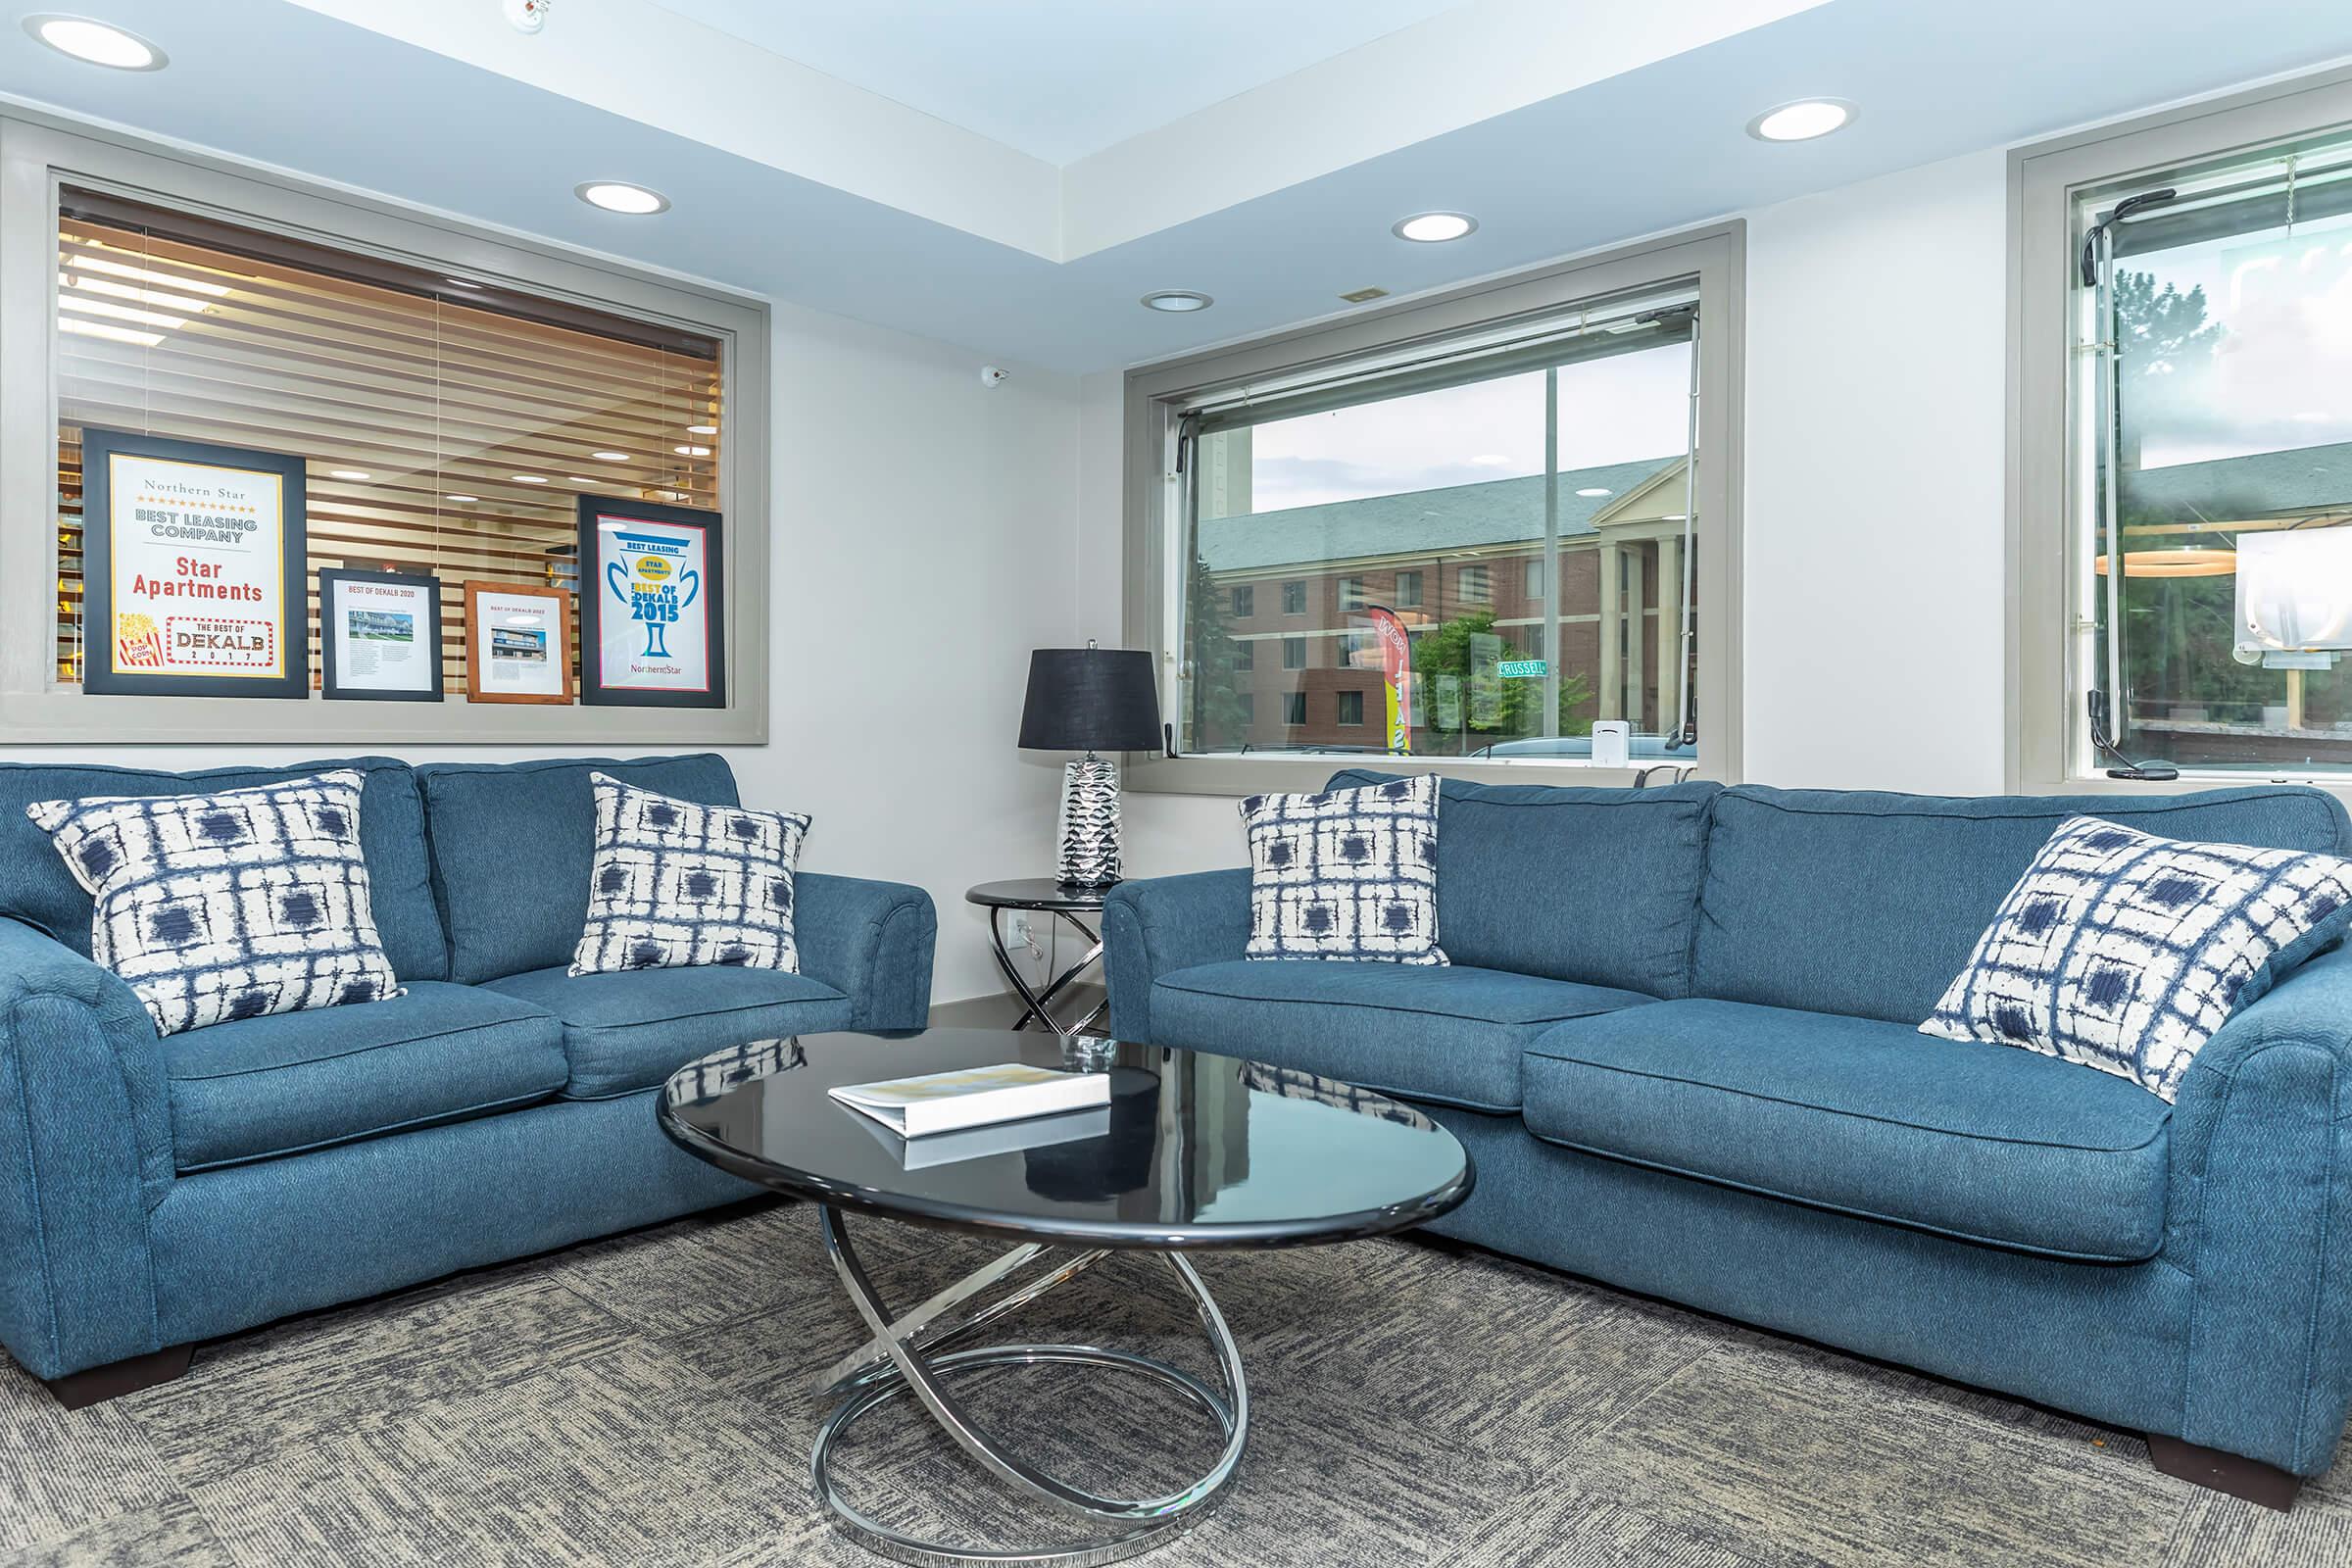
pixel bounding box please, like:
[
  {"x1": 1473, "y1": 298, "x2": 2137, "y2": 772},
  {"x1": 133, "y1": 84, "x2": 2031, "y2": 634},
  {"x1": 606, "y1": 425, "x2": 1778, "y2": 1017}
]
[{"x1": 4, "y1": 1199, "x2": 2348, "y2": 1567}]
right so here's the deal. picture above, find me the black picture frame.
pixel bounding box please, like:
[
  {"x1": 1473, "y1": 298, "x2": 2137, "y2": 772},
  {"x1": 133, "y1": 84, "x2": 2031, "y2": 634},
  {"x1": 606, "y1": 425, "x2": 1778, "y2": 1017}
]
[
  {"x1": 318, "y1": 567, "x2": 445, "y2": 702},
  {"x1": 575, "y1": 494, "x2": 727, "y2": 710},
  {"x1": 80, "y1": 427, "x2": 308, "y2": 699}
]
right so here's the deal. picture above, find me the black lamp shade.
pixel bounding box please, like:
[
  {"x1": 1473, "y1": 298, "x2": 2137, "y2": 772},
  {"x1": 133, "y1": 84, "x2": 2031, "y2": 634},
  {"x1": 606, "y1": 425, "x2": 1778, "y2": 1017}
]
[{"x1": 1018, "y1": 648, "x2": 1163, "y2": 753}]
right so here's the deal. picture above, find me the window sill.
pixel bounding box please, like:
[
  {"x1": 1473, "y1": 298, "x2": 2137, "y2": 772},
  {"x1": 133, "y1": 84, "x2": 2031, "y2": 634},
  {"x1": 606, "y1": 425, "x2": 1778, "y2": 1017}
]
[{"x1": 1123, "y1": 753, "x2": 1703, "y2": 798}]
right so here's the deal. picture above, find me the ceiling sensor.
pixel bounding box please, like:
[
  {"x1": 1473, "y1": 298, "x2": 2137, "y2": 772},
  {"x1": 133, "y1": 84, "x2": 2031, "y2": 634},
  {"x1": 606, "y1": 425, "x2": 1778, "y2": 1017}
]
[
  {"x1": 1340, "y1": 286, "x2": 1389, "y2": 304},
  {"x1": 504, "y1": 0, "x2": 552, "y2": 35}
]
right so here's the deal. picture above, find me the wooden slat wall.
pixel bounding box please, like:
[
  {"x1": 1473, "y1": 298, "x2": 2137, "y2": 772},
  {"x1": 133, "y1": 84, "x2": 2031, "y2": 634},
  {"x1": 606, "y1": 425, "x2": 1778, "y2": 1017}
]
[{"x1": 55, "y1": 210, "x2": 725, "y2": 692}]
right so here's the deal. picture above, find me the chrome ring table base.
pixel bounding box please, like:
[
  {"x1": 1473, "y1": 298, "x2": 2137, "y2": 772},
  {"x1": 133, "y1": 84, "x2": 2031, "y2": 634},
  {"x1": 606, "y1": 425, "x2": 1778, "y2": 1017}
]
[
  {"x1": 987, "y1": 906, "x2": 1107, "y2": 1039},
  {"x1": 810, "y1": 1205, "x2": 1249, "y2": 1568}
]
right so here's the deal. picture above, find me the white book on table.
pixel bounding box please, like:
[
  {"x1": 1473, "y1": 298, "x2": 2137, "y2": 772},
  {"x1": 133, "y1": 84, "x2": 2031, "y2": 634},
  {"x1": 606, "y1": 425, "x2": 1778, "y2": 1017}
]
[
  {"x1": 828, "y1": 1061, "x2": 1109, "y2": 1138},
  {"x1": 853, "y1": 1104, "x2": 1113, "y2": 1171}
]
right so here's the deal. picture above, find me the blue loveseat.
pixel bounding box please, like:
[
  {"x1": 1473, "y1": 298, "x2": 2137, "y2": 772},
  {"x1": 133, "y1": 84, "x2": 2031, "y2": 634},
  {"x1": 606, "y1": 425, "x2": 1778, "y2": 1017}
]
[
  {"x1": 1105, "y1": 769, "x2": 2352, "y2": 1504},
  {"x1": 0, "y1": 752, "x2": 934, "y2": 1401}
]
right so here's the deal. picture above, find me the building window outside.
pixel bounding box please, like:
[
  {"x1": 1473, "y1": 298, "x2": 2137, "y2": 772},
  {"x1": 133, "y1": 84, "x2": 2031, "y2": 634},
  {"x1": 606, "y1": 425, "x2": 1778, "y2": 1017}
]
[
  {"x1": 1525, "y1": 624, "x2": 1545, "y2": 660},
  {"x1": 51, "y1": 186, "x2": 725, "y2": 699},
  {"x1": 1282, "y1": 579, "x2": 1305, "y2": 614},
  {"x1": 1396, "y1": 569, "x2": 1423, "y2": 608},
  {"x1": 1338, "y1": 575, "x2": 1366, "y2": 610},
  {"x1": 1283, "y1": 691, "x2": 1306, "y2": 726},
  {"x1": 1525, "y1": 559, "x2": 1545, "y2": 599},
  {"x1": 1231, "y1": 584, "x2": 1253, "y2": 617},
  {"x1": 2068, "y1": 126, "x2": 2352, "y2": 775},
  {"x1": 1337, "y1": 690, "x2": 1365, "y2": 726},
  {"x1": 1237, "y1": 691, "x2": 1254, "y2": 726},
  {"x1": 1235, "y1": 637, "x2": 1253, "y2": 671},
  {"x1": 1457, "y1": 564, "x2": 1493, "y2": 605},
  {"x1": 1283, "y1": 635, "x2": 1306, "y2": 670}
]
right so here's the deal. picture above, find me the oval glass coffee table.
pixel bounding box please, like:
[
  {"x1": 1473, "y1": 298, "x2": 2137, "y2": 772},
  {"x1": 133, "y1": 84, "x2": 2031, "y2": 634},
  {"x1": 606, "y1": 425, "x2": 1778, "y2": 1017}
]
[{"x1": 659, "y1": 1027, "x2": 1473, "y2": 1567}]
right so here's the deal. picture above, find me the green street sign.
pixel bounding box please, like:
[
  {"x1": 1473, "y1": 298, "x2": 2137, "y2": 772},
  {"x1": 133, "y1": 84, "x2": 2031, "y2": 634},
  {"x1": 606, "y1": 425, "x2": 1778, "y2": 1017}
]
[{"x1": 1497, "y1": 659, "x2": 1547, "y2": 679}]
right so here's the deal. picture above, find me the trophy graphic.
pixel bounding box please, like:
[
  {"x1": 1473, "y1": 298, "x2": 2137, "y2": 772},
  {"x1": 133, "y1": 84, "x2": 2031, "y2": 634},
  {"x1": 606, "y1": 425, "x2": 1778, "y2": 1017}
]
[{"x1": 607, "y1": 535, "x2": 700, "y2": 661}]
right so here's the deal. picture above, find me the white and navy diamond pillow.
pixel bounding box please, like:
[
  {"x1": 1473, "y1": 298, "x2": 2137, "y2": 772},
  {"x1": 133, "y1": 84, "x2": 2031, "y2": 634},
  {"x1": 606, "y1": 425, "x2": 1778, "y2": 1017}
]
[
  {"x1": 26, "y1": 770, "x2": 404, "y2": 1037},
  {"x1": 1921, "y1": 815, "x2": 2352, "y2": 1100},
  {"x1": 570, "y1": 774, "x2": 810, "y2": 976},
  {"x1": 1238, "y1": 773, "x2": 1445, "y2": 964}
]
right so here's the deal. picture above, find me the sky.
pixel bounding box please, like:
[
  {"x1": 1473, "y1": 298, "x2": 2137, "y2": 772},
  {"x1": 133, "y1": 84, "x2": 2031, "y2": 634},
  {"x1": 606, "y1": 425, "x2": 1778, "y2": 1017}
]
[{"x1": 1243, "y1": 340, "x2": 1692, "y2": 513}]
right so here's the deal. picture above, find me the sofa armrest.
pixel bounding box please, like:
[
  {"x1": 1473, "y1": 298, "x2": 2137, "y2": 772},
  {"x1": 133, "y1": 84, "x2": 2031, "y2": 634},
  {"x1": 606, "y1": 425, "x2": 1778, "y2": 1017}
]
[
  {"x1": 0, "y1": 917, "x2": 172, "y2": 1379},
  {"x1": 1102, "y1": 869, "x2": 1250, "y2": 1043},
  {"x1": 794, "y1": 874, "x2": 937, "y2": 1031},
  {"x1": 2165, "y1": 941, "x2": 2352, "y2": 1474}
]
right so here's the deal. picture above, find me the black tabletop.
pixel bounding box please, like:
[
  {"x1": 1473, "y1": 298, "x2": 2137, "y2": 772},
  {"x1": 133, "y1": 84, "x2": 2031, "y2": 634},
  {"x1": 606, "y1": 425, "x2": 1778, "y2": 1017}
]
[
  {"x1": 965, "y1": 878, "x2": 1114, "y2": 911},
  {"x1": 658, "y1": 1027, "x2": 1474, "y2": 1250}
]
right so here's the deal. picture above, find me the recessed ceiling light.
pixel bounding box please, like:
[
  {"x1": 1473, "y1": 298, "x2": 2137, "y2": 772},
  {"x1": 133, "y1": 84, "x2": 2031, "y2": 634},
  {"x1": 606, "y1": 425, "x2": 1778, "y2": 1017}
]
[
  {"x1": 1746, "y1": 99, "x2": 1856, "y2": 142},
  {"x1": 445, "y1": 493, "x2": 478, "y2": 503},
  {"x1": 590, "y1": 450, "x2": 629, "y2": 462},
  {"x1": 574, "y1": 181, "x2": 669, "y2": 216},
  {"x1": 1142, "y1": 290, "x2": 1213, "y2": 314},
  {"x1": 24, "y1": 15, "x2": 167, "y2": 71},
  {"x1": 327, "y1": 469, "x2": 371, "y2": 481},
  {"x1": 443, "y1": 277, "x2": 482, "y2": 291},
  {"x1": 512, "y1": 473, "x2": 548, "y2": 484},
  {"x1": 673, "y1": 444, "x2": 710, "y2": 457},
  {"x1": 1576, "y1": 487, "x2": 1612, "y2": 498},
  {"x1": 685, "y1": 423, "x2": 717, "y2": 435},
  {"x1": 1392, "y1": 212, "x2": 1478, "y2": 243}
]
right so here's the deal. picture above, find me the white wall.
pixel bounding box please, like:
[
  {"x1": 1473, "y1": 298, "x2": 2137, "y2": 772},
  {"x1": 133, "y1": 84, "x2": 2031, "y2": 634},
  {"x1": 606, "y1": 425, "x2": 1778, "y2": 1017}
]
[
  {"x1": 1085, "y1": 146, "x2": 2021, "y2": 881},
  {"x1": 1, "y1": 306, "x2": 1083, "y2": 1004},
  {"x1": 1741, "y1": 149, "x2": 2011, "y2": 793}
]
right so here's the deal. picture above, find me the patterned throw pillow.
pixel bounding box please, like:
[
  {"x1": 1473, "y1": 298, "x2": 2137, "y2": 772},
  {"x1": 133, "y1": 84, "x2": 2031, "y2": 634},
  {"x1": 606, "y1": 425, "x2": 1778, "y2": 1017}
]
[
  {"x1": 570, "y1": 774, "x2": 810, "y2": 976},
  {"x1": 1921, "y1": 814, "x2": 2352, "y2": 1100},
  {"x1": 1238, "y1": 773, "x2": 1445, "y2": 964},
  {"x1": 26, "y1": 771, "x2": 404, "y2": 1037}
]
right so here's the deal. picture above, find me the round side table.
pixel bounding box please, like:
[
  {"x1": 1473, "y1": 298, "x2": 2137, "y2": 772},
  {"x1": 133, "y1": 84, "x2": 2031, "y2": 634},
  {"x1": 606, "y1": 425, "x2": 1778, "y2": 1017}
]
[{"x1": 965, "y1": 878, "x2": 1111, "y2": 1038}]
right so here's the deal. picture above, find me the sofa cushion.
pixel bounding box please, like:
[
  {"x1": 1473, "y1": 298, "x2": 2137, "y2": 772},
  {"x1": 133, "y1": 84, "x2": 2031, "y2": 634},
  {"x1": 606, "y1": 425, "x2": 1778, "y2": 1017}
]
[
  {"x1": 1692, "y1": 784, "x2": 2352, "y2": 1024},
  {"x1": 1522, "y1": 999, "x2": 2174, "y2": 1261},
  {"x1": 482, "y1": 962, "x2": 854, "y2": 1099},
  {"x1": 162, "y1": 981, "x2": 566, "y2": 1172},
  {"x1": 1327, "y1": 770, "x2": 1718, "y2": 998},
  {"x1": 417, "y1": 755, "x2": 739, "y2": 984},
  {"x1": 1240, "y1": 773, "x2": 1445, "y2": 965},
  {"x1": 0, "y1": 757, "x2": 444, "y2": 982},
  {"x1": 1151, "y1": 958, "x2": 1656, "y2": 1111}
]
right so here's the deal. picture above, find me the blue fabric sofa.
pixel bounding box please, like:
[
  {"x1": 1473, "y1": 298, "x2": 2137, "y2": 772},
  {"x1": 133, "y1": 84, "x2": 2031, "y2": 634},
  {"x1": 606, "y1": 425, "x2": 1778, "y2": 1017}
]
[
  {"x1": 1105, "y1": 769, "x2": 2352, "y2": 1504},
  {"x1": 0, "y1": 753, "x2": 934, "y2": 1400}
]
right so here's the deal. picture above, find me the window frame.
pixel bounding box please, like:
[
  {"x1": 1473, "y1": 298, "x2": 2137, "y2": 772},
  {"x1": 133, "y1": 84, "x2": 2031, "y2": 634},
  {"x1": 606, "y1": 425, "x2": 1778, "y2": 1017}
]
[
  {"x1": 2011, "y1": 67, "x2": 2352, "y2": 794},
  {"x1": 0, "y1": 112, "x2": 771, "y2": 745},
  {"x1": 1121, "y1": 221, "x2": 1744, "y2": 796}
]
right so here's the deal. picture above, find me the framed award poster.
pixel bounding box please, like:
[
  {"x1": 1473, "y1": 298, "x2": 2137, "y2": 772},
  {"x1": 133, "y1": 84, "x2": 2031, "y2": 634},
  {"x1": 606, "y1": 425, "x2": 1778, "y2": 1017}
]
[
  {"x1": 79, "y1": 428, "x2": 307, "y2": 698},
  {"x1": 575, "y1": 495, "x2": 726, "y2": 709},
  {"x1": 462, "y1": 580, "x2": 574, "y2": 705},
  {"x1": 319, "y1": 568, "x2": 444, "y2": 702}
]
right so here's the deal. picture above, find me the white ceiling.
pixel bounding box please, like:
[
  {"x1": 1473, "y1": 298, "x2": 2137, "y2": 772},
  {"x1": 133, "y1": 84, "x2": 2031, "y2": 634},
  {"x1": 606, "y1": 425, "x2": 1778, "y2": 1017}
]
[
  {"x1": 3, "y1": 0, "x2": 2351, "y2": 373},
  {"x1": 644, "y1": 0, "x2": 1477, "y2": 165}
]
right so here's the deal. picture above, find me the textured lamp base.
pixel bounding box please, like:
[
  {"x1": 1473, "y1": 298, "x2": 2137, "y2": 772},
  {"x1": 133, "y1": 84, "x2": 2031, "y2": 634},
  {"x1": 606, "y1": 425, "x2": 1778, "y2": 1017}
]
[{"x1": 1055, "y1": 756, "x2": 1122, "y2": 887}]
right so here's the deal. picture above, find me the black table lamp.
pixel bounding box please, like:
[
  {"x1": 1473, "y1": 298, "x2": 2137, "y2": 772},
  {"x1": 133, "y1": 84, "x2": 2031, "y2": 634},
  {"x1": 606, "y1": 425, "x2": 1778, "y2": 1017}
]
[{"x1": 1018, "y1": 642, "x2": 1162, "y2": 886}]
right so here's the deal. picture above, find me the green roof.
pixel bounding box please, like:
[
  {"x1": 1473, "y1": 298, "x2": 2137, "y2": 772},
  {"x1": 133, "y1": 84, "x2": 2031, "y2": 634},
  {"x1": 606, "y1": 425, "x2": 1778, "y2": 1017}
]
[
  {"x1": 1197, "y1": 455, "x2": 1682, "y2": 573},
  {"x1": 2124, "y1": 442, "x2": 2352, "y2": 518}
]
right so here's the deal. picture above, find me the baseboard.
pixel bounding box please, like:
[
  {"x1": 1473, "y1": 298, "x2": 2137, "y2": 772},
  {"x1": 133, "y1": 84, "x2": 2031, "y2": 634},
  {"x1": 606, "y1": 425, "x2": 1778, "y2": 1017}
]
[{"x1": 929, "y1": 984, "x2": 1105, "y2": 1030}]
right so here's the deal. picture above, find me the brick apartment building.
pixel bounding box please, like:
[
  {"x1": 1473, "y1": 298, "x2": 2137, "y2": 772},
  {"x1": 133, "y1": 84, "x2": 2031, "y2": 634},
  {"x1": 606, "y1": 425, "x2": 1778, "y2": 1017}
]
[{"x1": 1190, "y1": 454, "x2": 1692, "y2": 754}]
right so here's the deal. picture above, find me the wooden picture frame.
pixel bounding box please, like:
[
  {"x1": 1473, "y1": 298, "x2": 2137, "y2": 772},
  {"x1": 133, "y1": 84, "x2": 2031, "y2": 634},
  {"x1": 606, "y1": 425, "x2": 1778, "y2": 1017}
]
[
  {"x1": 461, "y1": 579, "x2": 574, "y2": 705},
  {"x1": 80, "y1": 427, "x2": 308, "y2": 699},
  {"x1": 318, "y1": 567, "x2": 444, "y2": 702},
  {"x1": 575, "y1": 495, "x2": 727, "y2": 710}
]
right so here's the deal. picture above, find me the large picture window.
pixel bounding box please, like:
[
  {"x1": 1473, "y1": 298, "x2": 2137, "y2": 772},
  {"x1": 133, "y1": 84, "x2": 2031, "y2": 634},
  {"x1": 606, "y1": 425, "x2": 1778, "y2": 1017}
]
[
  {"x1": 2073, "y1": 133, "x2": 2352, "y2": 774},
  {"x1": 1175, "y1": 288, "x2": 1700, "y2": 764}
]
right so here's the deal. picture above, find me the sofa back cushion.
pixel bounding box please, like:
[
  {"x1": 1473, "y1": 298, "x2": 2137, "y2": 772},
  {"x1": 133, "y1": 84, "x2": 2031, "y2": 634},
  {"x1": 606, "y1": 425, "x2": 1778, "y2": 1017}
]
[
  {"x1": 418, "y1": 754, "x2": 739, "y2": 984},
  {"x1": 1328, "y1": 770, "x2": 1719, "y2": 998},
  {"x1": 1692, "y1": 784, "x2": 2352, "y2": 1024},
  {"x1": 0, "y1": 757, "x2": 445, "y2": 981}
]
